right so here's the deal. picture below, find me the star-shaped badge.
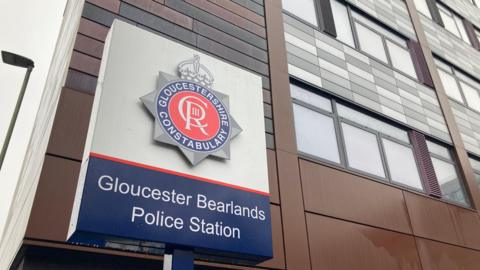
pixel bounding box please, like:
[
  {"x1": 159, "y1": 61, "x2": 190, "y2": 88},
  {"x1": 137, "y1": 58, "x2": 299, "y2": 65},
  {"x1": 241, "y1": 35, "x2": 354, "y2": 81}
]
[{"x1": 140, "y1": 55, "x2": 242, "y2": 165}]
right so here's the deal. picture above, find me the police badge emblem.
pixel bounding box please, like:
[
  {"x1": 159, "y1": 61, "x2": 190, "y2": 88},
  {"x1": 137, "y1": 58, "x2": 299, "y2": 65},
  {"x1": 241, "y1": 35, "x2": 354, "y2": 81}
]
[{"x1": 141, "y1": 55, "x2": 242, "y2": 165}]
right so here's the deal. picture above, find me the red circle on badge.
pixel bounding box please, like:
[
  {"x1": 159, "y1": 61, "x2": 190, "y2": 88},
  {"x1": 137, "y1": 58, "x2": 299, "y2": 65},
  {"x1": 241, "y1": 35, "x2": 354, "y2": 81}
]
[{"x1": 168, "y1": 91, "x2": 220, "y2": 141}]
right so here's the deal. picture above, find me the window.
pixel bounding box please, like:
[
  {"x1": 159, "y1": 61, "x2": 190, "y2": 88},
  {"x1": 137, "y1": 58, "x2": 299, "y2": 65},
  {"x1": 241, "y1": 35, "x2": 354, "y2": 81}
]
[
  {"x1": 427, "y1": 140, "x2": 470, "y2": 206},
  {"x1": 355, "y1": 22, "x2": 388, "y2": 63},
  {"x1": 282, "y1": 0, "x2": 318, "y2": 26},
  {"x1": 386, "y1": 40, "x2": 417, "y2": 78},
  {"x1": 330, "y1": 0, "x2": 355, "y2": 47},
  {"x1": 460, "y1": 81, "x2": 480, "y2": 111},
  {"x1": 291, "y1": 83, "x2": 423, "y2": 191},
  {"x1": 437, "y1": 68, "x2": 463, "y2": 103},
  {"x1": 414, "y1": 0, "x2": 432, "y2": 18},
  {"x1": 291, "y1": 85, "x2": 341, "y2": 163},
  {"x1": 342, "y1": 123, "x2": 386, "y2": 177},
  {"x1": 382, "y1": 138, "x2": 423, "y2": 189},
  {"x1": 437, "y1": 3, "x2": 471, "y2": 45},
  {"x1": 475, "y1": 28, "x2": 480, "y2": 43},
  {"x1": 293, "y1": 104, "x2": 341, "y2": 163},
  {"x1": 329, "y1": 0, "x2": 417, "y2": 79},
  {"x1": 469, "y1": 157, "x2": 480, "y2": 189},
  {"x1": 435, "y1": 58, "x2": 480, "y2": 113}
]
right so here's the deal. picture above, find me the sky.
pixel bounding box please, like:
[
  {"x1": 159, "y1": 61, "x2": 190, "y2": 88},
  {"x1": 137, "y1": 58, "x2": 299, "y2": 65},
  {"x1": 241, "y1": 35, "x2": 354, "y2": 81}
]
[{"x1": 0, "y1": 0, "x2": 68, "y2": 240}]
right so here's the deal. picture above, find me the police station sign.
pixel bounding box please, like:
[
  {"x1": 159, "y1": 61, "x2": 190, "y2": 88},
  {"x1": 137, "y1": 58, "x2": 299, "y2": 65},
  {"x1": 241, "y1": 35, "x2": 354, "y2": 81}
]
[{"x1": 68, "y1": 20, "x2": 272, "y2": 263}]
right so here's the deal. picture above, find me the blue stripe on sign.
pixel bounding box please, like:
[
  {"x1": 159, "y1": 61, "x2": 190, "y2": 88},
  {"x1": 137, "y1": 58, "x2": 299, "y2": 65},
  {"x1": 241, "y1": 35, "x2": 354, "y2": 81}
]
[{"x1": 69, "y1": 156, "x2": 273, "y2": 262}]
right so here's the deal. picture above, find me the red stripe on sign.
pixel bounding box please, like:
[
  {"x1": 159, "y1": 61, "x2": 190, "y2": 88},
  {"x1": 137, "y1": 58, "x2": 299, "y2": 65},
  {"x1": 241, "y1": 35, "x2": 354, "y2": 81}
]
[{"x1": 89, "y1": 152, "x2": 270, "y2": 197}]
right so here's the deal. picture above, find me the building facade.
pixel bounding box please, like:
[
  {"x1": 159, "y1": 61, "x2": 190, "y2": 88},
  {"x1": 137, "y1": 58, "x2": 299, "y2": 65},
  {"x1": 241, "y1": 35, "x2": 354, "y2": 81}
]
[{"x1": 5, "y1": 0, "x2": 480, "y2": 269}]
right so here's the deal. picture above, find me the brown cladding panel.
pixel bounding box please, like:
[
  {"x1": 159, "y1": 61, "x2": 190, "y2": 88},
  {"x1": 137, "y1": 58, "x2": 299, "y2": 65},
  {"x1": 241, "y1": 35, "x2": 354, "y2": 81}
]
[
  {"x1": 86, "y1": 0, "x2": 121, "y2": 13},
  {"x1": 307, "y1": 213, "x2": 422, "y2": 270},
  {"x1": 74, "y1": 33, "x2": 104, "y2": 59},
  {"x1": 163, "y1": 0, "x2": 267, "y2": 50},
  {"x1": 300, "y1": 159, "x2": 412, "y2": 234},
  {"x1": 265, "y1": 0, "x2": 297, "y2": 154},
  {"x1": 267, "y1": 150, "x2": 280, "y2": 204},
  {"x1": 26, "y1": 156, "x2": 81, "y2": 242},
  {"x1": 70, "y1": 51, "x2": 101, "y2": 77},
  {"x1": 258, "y1": 205, "x2": 286, "y2": 269},
  {"x1": 208, "y1": 0, "x2": 265, "y2": 26},
  {"x1": 184, "y1": 0, "x2": 266, "y2": 37},
  {"x1": 416, "y1": 237, "x2": 480, "y2": 270},
  {"x1": 78, "y1": 18, "x2": 109, "y2": 42},
  {"x1": 275, "y1": 151, "x2": 311, "y2": 270},
  {"x1": 46, "y1": 88, "x2": 94, "y2": 161},
  {"x1": 448, "y1": 205, "x2": 480, "y2": 250},
  {"x1": 65, "y1": 69, "x2": 98, "y2": 94},
  {"x1": 122, "y1": 0, "x2": 194, "y2": 29},
  {"x1": 192, "y1": 20, "x2": 268, "y2": 63},
  {"x1": 404, "y1": 191, "x2": 460, "y2": 246}
]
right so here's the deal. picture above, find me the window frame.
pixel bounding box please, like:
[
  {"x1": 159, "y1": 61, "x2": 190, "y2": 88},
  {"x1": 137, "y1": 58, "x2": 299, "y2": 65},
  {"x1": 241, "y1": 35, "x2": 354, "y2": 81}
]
[
  {"x1": 281, "y1": 0, "x2": 322, "y2": 30},
  {"x1": 292, "y1": 97, "x2": 343, "y2": 167},
  {"x1": 436, "y1": 2, "x2": 472, "y2": 45},
  {"x1": 336, "y1": 1, "x2": 418, "y2": 81},
  {"x1": 290, "y1": 80, "x2": 474, "y2": 209},
  {"x1": 281, "y1": 0, "x2": 320, "y2": 28},
  {"x1": 282, "y1": 0, "x2": 419, "y2": 82},
  {"x1": 469, "y1": 156, "x2": 480, "y2": 190},
  {"x1": 413, "y1": 0, "x2": 432, "y2": 19},
  {"x1": 428, "y1": 141, "x2": 470, "y2": 207},
  {"x1": 435, "y1": 58, "x2": 480, "y2": 114},
  {"x1": 475, "y1": 27, "x2": 480, "y2": 46},
  {"x1": 290, "y1": 82, "x2": 424, "y2": 192}
]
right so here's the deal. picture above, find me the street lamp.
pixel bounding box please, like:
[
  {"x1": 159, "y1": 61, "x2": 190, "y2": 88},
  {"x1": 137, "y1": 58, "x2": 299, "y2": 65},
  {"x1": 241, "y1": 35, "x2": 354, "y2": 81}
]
[{"x1": 0, "y1": 51, "x2": 34, "y2": 170}]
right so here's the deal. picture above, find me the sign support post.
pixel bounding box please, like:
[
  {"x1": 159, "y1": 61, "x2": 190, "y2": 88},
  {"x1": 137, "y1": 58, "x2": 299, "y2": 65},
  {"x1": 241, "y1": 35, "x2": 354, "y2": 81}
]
[{"x1": 163, "y1": 249, "x2": 194, "y2": 270}]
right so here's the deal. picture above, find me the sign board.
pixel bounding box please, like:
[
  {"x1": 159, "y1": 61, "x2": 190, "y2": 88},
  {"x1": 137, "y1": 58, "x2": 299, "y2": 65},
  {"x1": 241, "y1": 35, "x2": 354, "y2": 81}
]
[{"x1": 68, "y1": 20, "x2": 272, "y2": 263}]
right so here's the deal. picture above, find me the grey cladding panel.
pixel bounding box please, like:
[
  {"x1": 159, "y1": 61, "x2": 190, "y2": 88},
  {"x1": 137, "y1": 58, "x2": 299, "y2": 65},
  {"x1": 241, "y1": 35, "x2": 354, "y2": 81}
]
[
  {"x1": 420, "y1": 16, "x2": 480, "y2": 81},
  {"x1": 449, "y1": 100, "x2": 480, "y2": 156},
  {"x1": 283, "y1": 13, "x2": 451, "y2": 143},
  {"x1": 439, "y1": 0, "x2": 480, "y2": 29},
  {"x1": 345, "y1": 0, "x2": 417, "y2": 40}
]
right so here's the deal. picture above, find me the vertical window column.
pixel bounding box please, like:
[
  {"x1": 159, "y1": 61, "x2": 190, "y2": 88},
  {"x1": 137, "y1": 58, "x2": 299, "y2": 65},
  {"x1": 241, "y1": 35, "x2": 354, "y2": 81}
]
[
  {"x1": 437, "y1": 4, "x2": 471, "y2": 45},
  {"x1": 282, "y1": 0, "x2": 319, "y2": 26},
  {"x1": 408, "y1": 41, "x2": 434, "y2": 87},
  {"x1": 463, "y1": 20, "x2": 480, "y2": 50},
  {"x1": 409, "y1": 131, "x2": 442, "y2": 198},
  {"x1": 315, "y1": 0, "x2": 336, "y2": 37},
  {"x1": 427, "y1": 140, "x2": 470, "y2": 206},
  {"x1": 427, "y1": 0, "x2": 444, "y2": 26},
  {"x1": 281, "y1": 0, "x2": 336, "y2": 36}
]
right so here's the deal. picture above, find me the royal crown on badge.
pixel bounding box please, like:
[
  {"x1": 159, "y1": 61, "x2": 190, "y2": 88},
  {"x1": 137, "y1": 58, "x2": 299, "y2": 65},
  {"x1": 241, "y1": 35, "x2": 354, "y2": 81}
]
[{"x1": 177, "y1": 55, "x2": 214, "y2": 88}]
